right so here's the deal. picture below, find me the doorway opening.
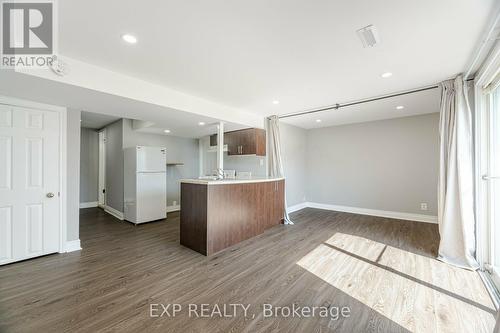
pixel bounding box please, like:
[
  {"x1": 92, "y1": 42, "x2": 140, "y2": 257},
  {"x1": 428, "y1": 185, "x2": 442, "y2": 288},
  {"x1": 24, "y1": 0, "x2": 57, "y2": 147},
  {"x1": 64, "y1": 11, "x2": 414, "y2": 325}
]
[{"x1": 98, "y1": 129, "x2": 106, "y2": 208}]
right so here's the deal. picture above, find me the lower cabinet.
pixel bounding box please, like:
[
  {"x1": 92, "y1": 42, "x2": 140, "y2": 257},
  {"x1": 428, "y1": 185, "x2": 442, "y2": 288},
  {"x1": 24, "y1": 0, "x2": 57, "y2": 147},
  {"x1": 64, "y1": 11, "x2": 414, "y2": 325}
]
[
  {"x1": 260, "y1": 180, "x2": 285, "y2": 231},
  {"x1": 180, "y1": 179, "x2": 285, "y2": 255}
]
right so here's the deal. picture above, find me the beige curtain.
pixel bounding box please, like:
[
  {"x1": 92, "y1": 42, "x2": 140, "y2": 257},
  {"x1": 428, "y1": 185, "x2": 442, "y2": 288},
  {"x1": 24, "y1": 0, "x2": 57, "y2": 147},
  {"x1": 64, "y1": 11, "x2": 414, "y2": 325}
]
[
  {"x1": 267, "y1": 115, "x2": 293, "y2": 225},
  {"x1": 437, "y1": 75, "x2": 478, "y2": 270}
]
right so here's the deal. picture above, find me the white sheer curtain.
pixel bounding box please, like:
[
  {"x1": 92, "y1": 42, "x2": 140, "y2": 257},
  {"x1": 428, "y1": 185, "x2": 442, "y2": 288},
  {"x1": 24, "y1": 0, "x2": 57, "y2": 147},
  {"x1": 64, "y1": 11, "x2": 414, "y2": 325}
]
[
  {"x1": 437, "y1": 75, "x2": 478, "y2": 270},
  {"x1": 267, "y1": 115, "x2": 293, "y2": 225}
]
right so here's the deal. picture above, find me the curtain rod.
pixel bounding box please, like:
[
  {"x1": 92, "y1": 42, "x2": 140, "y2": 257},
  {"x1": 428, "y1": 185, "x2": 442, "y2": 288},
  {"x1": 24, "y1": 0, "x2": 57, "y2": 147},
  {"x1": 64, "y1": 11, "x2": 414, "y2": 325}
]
[{"x1": 277, "y1": 78, "x2": 474, "y2": 120}]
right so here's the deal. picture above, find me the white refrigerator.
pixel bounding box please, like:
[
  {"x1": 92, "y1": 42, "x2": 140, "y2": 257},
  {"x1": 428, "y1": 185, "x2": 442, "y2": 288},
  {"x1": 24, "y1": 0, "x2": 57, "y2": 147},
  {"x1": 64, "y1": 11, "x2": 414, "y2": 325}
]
[{"x1": 124, "y1": 146, "x2": 167, "y2": 224}]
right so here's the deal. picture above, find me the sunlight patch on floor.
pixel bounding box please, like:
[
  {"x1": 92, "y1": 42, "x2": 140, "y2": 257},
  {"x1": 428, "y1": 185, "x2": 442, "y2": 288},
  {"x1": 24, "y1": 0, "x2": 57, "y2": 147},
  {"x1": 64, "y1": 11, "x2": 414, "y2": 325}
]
[{"x1": 296, "y1": 233, "x2": 496, "y2": 333}]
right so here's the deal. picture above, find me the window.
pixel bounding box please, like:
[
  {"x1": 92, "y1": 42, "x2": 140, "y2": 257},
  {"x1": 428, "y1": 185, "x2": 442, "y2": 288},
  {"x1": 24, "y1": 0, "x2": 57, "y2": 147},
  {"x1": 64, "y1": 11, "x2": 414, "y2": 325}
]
[
  {"x1": 477, "y1": 63, "x2": 500, "y2": 298},
  {"x1": 486, "y1": 80, "x2": 500, "y2": 289}
]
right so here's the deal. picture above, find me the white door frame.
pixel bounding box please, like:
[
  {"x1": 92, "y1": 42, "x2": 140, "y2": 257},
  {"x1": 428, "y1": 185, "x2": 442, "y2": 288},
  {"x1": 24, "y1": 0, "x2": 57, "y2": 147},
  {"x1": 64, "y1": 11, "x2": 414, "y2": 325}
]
[
  {"x1": 474, "y1": 41, "x2": 500, "y2": 307},
  {"x1": 0, "y1": 95, "x2": 68, "y2": 254},
  {"x1": 475, "y1": 42, "x2": 500, "y2": 270},
  {"x1": 98, "y1": 128, "x2": 106, "y2": 207}
]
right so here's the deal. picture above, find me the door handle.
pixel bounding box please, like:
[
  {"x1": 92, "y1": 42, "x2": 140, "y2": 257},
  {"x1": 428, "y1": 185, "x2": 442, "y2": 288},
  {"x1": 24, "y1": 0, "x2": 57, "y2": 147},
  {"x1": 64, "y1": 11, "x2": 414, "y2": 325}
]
[{"x1": 46, "y1": 192, "x2": 55, "y2": 198}]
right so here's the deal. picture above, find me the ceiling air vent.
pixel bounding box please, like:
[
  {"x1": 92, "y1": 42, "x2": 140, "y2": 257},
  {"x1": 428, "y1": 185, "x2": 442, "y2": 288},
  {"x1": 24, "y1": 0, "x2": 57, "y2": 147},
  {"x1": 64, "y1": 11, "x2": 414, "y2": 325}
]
[{"x1": 356, "y1": 25, "x2": 380, "y2": 48}]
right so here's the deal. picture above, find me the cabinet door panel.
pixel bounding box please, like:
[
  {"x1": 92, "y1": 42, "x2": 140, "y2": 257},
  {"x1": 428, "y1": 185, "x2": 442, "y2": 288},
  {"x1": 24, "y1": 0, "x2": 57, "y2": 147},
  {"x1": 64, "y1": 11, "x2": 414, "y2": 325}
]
[
  {"x1": 276, "y1": 180, "x2": 285, "y2": 222},
  {"x1": 255, "y1": 129, "x2": 267, "y2": 156},
  {"x1": 240, "y1": 129, "x2": 255, "y2": 155},
  {"x1": 262, "y1": 181, "x2": 275, "y2": 231},
  {"x1": 223, "y1": 128, "x2": 267, "y2": 156},
  {"x1": 258, "y1": 180, "x2": 284, "y2": 231},
  {"x1": 225, "y1": 131, "x2": 240, "y2": 155}
]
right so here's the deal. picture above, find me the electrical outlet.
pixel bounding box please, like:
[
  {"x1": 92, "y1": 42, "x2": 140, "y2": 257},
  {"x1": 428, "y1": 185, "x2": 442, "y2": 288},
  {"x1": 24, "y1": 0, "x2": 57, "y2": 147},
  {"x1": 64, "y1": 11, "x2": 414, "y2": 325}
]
[
  {"x1": 420, "y1": 203, "x2": 428, "y2": 211},
  {"x1": 173, "y1": 200, "x2": 177, "y2": 206},
  {"x1": 260, "y1": 159, "x2": 264, "y2": 166}
]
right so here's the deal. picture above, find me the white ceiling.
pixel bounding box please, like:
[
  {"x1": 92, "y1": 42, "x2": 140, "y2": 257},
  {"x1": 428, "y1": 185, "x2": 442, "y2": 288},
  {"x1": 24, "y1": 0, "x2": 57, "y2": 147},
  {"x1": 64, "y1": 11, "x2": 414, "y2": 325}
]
[
  {"x1": 0, "y1": 1, "x2": 494, "y2": 133},
  {"x1": 80, "y1": 110, "x2": 233, "y2": 136},
  {"x1": 282, "y1": 87, "x2": 441, "y2": 128},
  {"x1": 59, "y1": 0, "x2": 494, "y2": 121},
  {"x1": 80, "y1": 111, "x2": 120, "y2": 129}
]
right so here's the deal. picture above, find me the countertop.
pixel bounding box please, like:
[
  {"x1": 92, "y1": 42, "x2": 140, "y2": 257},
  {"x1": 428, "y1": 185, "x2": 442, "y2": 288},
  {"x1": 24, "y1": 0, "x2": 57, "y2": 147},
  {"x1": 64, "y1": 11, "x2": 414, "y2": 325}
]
[{"x1": 180, "y1": 176, "x2": 284, "y2": 185}]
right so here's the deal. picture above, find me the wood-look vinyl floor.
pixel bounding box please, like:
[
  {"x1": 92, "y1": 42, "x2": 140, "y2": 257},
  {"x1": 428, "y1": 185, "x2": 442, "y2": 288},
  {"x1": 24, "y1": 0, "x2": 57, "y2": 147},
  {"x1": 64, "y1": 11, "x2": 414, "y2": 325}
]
[{"x1": 0, "y1": 208, "x2": 496, "y2": 332}]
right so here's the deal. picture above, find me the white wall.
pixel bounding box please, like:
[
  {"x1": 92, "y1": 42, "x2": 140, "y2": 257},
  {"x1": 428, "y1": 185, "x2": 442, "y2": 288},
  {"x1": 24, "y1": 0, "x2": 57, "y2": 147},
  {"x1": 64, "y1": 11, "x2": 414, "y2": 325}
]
[
  {"x1": 301, "y1": 113, "x2": 439, "y2": 216},
  {"x1": 104, "y1": 119, "x2": 124, "y2": 212},
  {"x1": 280, "y1": 123, "x2": 308, "y2": 207},
  {"x1": 67, "y1": 109, "x2": 81, "y2": 241},
  {"x1": 80, "y1": 127, "x2": 99, "y2": 203},
  {"x1": 224, "y1": 155, "x2": 266, "y2": 177}
]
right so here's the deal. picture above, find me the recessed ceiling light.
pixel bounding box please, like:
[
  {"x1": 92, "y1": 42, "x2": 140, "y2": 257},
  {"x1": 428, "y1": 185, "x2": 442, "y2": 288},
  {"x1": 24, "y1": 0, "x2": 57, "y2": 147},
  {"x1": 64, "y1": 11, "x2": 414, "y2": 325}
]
[
  {"x1": 164, "y1": 129, "x2": 171, "y2": 133},
  {"x1": 121, "y1": 34, "x2": 137, "y2": 44},
  {"x1": 381, "y1": 72, "x2": 392, "y2": 78},
  {"x1": 316, "y1": 119, "x2": 322, "y2": 123},
  {"x1": 272, "y1": 100, "x2": 280, "y2": 105},
  {"x1": 396, "y1": 105, "x2": 404, "y2": 110},
  {"x1": 198, "y1": 122, "x2": 206, "y2": 126}
]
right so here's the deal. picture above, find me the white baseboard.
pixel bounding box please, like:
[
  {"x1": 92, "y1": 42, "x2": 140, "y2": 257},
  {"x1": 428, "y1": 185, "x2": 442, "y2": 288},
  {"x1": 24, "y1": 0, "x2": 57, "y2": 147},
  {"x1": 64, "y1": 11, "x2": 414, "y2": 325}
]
[
  {"x1": 104, "y1": 205, "x2": 124, "y2": 220},
  {"x1": 289, "y1": 202, "x2": 437, "y2": 224},
  {"x1": 287, "y1": 202, "x2": 308, "y2": 213},
  {"x1": 166, "y1": 205, "x2": 180, "y2": 213},
  {"x1": 307, "y1": 202, "x2": 438, "y2": 224},
  {"x1": 79, "y1": 201, "x2": 98, "y2": 209},
  {"x1": 64, "y1": 239, "x2": 81, "y2": 253}
]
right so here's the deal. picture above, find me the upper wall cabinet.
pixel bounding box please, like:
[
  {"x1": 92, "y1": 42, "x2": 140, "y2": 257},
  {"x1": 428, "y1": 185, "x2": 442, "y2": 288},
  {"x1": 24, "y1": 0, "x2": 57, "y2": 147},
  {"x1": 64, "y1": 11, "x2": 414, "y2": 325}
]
[
  {"x1": 226, "y1": 128, "x2": 266, "y2": 156},
  {"x1": 210, "y1": 128, "x2": 266, "y2": 156}
]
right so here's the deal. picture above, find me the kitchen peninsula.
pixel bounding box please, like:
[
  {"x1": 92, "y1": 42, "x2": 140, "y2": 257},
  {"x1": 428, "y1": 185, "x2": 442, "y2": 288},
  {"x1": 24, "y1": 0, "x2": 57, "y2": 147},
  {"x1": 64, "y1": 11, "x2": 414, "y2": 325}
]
[{"x1": 180, "y1": 177, "x2": 285, "y2": 255}]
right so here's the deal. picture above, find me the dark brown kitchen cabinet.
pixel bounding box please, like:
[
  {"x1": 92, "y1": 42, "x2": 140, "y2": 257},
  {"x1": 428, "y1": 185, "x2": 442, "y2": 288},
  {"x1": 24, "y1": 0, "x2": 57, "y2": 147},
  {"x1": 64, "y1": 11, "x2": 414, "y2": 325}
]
[
  {"x1": 180, "y1": 179, "x2": 284, "y2": 255},
  {"x1": 259, "y1": 179, "x2": 285, "y2": 231},
  {"x1": 209, "y1": 128, "x2": 266, "y2": 156},
  {"x1": 225, "y1": 128, "x2": 266, "y2": 156}
]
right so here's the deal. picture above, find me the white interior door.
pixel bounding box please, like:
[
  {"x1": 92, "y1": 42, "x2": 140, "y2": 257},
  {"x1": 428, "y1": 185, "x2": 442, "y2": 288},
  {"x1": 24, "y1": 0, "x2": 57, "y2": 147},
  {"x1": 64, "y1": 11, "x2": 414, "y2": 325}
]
[{"x1": 0, "y1": 105, "x2": 61, "y2": 265}]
